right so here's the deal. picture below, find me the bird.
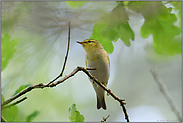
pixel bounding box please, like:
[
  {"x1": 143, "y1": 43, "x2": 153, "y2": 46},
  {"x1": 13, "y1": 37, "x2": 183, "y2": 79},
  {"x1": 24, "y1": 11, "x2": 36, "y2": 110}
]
[{"x1": 77, "y1": 39, "x2": 110, "y2": 110}]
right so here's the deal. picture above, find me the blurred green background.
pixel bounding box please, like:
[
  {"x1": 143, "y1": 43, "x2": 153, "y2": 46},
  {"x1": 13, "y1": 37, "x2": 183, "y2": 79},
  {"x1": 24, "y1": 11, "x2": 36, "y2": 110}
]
[{"x1": 1, "y1": 1, "x2": 182, "y2": 122}]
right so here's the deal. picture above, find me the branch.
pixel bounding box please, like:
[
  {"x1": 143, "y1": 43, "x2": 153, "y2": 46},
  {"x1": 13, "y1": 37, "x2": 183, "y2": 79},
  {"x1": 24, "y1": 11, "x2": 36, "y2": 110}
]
[
  {"x1": 1, "y1": 67, "x2": 95, "y2": 107},
  {"x1": 101, "y1": 115, "x2": 110, "y2": 122},
  {"x1": 1, "y1": 97, "x2": 27, "y2": 110},
  {"x1": 150, "y1": 69, "x2": 182, "y2": 122},
  {"x1": 1, "y1": 116, "x2": 7, "y2": 122},
  {"x1": 46, "y1": 21, "x2": 71, "y2": 86},
  {"x1": 1, "y1": 67, "x2": 129, "y2": 122},
  {"x1": 78, "y1": 67, "x2": 129, "y2": 122}
]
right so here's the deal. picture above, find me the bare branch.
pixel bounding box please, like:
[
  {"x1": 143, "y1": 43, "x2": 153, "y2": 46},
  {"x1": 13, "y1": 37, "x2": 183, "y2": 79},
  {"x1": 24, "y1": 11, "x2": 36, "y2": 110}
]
[
  {"x1": 101, "y1": 115, "x2": 110, "y2": 122},
  {"x1": 1, "y1": 67, "x2": 129, "y2": 122},
  {"x1": 78, "y1": 67, "x2": 129, "y2": 122},
  {"x1": 46, "y1": 21, "x2": 71, "y2": 86},
  {"x1": 150, "y1": 69, "x2": 182, "y2": 122},
  {"x1": 1, "y1": 97, "x2": 27, "y2": 110},
  {"x1": 1, "y1": 67, "x2": 95, "y2": 107}
]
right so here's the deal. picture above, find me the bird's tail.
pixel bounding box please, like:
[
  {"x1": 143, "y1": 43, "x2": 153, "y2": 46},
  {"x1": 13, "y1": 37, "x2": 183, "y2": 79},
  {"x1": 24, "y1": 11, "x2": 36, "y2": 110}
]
[{"x1": 97, "y1": 95, "x2": 106, "y2": 110}]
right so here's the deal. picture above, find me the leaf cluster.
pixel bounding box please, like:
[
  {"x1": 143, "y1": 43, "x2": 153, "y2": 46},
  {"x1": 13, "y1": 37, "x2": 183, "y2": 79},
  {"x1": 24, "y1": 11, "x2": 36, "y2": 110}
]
[
  {"x1": 1, "y1": 33, "x2": 19, "y2": 71},
  {"x1": 1, "y1": 85, "x2": 39, "y2": 122},
  {"x1": 67, "y1": 1, "x2": 182, "y2": 56},
  {"x1": 68, "y1": 104, "x2": 85, "y2": 122},
  {"x1": 128, "y1": 1, "x2": 181, "y2": 55}
]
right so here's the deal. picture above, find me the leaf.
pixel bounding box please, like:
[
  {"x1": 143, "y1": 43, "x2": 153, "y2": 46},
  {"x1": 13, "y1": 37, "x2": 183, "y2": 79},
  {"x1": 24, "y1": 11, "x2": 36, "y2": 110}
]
[
  {"x1": 13, "y1": 84, "x2": 31, "y2": 96},
  {"x1": 26, "y1": 110, "x2": 40, "y2": 122},
  {"x1": 1, "y1": 33, "x2": 19, "y2": 71},
  {"x1": 90, "y1": 21, "x2": 114, "y2": 53},
  {"x1": 1, "y1": 94, "x2": 5, "y2": 104},
  {"x1": 91, "y1": 3, "x2": 134, "y2": 53},
  {"x1": 1, "y1": 105, "x2": 19, "y2": 122},
  {"x1": 66, "y1": 1, "x2": 88, "y2": 8},
  {"x1": 68, "y1": 104, "x2": 85, "y2": 122},
  {"x1": 129, "y1": 1, "x2": 181, "y2": 56}
]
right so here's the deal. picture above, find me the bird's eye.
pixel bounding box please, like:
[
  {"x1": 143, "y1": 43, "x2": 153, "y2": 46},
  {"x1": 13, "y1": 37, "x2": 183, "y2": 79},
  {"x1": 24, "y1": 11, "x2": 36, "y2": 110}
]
[{"x1": 88, "y1": 41, "x2": 91, "y2": 43}]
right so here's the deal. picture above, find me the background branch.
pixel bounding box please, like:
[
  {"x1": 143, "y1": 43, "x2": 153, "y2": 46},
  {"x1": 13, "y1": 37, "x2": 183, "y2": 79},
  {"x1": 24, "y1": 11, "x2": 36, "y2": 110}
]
[
  {"x1": 46, "y1": 21, "x2": 71, "y2": 86},
  {"x1": 101, "y1": 115, "x2": 110, "y2": 122},
  {"x1": 150, "y1": 69, "x2": 182, "y2": 122}
]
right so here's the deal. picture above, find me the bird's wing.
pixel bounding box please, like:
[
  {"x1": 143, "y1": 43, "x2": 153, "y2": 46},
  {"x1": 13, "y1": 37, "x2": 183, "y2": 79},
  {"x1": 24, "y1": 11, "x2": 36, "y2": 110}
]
[
  {"x1": 107, "y1": 54, "x2": 110, "y2": 68},
  {"x1": 85, "y1": 56, "x2": 88, "y2": 67}
]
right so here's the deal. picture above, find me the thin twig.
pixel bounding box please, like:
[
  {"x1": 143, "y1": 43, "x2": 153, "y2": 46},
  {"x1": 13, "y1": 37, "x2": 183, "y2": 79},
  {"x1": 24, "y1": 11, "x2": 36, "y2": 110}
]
[
  {"x1": 78, "y1": 67, "x2": 129, "y2": 122},
  {"x1": 101, "y1": 115, "x2": 110, "y2": 122},
  {"x1": 1, "y1": 67, "x2": 129, "y2": 122},
  {"x1": 1, "y1": 116, "x2": 7, "y2": 122},
  {"x1": 1, "y1": 67, "x2": 95, "y2": 107},
  {"x1": 46, "y1": 21, "x2": 71, "y2": 86},
  {"x1": 1, "y1": 97, "x2": 27, "y2": 110},
  {"x1": 150, "y1": 69, "x2": 182, "y2": 122}
]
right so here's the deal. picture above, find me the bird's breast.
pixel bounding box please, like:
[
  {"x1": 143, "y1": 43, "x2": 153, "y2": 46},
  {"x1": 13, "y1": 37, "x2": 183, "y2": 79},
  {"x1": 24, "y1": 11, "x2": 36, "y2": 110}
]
[{"x1": 86, "y1": 54, "x2": 110, "y2": 84}]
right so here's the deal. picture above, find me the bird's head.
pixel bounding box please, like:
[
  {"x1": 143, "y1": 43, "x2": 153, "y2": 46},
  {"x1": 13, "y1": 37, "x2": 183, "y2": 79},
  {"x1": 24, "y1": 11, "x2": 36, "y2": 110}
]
[{"x1": 77, "y1": 39, "x2": 103, "y2": 53}]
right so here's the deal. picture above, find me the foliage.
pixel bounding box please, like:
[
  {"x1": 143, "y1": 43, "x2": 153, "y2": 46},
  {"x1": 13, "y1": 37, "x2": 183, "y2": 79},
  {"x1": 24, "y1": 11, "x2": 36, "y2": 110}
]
[
  {"x1": 13, "y1": 84, "x2": 32, "y2": 96},
  {"x1": 68, "y1": 104, "x2": 85, "y2": 122},
  {"x1": 91, "y1": 2, "x2": 134, "y2": 53},
  {"x1": 67, "y1": 1, "x2": 182, "y2": 56},
  {"x1": 128, "y1": 1, "x2": 181, "y2": 56},
  {"x1": 26, "y1": 110, "x2": 40, "y2": 122},
  {"x1": 1, "y1": 94, "x2": 19, "y2": 122},
  {"x1": 171, "y1": 1, "x2": 182, "y2": 28},
  {"x1": 1, "y1": 1, "x2": 182, "y2": 122},
  {"x1": 66, "y1": 1, "x2": 88, "y2": 8},
  {"x1": 1, "y1": 33, "x2": 19, "y2": 71},
  {"x1": 1, "y1": 94, "x2": 5, "y2": 103}
]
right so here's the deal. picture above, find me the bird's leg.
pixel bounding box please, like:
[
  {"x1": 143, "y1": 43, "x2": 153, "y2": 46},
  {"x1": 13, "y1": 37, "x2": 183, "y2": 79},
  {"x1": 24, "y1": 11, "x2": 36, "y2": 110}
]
[
  {"x1": 92, "y1": 76, "x2": 96, "y2": 84},
  {"x1": 107, "y1": 89, "x2": 111, "y2": 96}
]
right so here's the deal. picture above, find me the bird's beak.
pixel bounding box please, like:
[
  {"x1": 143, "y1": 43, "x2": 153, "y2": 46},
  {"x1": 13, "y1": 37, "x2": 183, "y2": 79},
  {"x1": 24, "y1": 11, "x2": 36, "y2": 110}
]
[{"x1": 77, "y1": 41, "x2": 83, "y2": 44}]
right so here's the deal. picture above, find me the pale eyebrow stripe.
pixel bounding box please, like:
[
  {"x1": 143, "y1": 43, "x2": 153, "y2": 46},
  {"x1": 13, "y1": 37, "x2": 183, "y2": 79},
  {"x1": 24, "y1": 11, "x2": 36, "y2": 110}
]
[
  {"x1": 84, "y1": 39, "x2": 89, "y2": 42},
  {"x1": 89, "y1": 39, "x2": 97, "y2": 41}
]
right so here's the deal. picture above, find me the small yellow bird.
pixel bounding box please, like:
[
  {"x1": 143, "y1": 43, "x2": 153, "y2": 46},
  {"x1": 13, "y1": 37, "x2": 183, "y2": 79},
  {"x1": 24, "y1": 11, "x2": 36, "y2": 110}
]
[{"x1": 77, "y1": 39, "x2": 110, "y2": 110}]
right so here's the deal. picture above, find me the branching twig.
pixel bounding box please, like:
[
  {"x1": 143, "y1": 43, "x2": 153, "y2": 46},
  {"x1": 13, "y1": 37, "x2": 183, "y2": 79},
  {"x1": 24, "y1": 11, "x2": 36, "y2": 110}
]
[
  {"x1": 150, "y1": 69, "x2": 182, "y2": 122},
  {"x1": 101, "y1": 115, "x2": 110, "y2": 122},
  {"x1": 79, "y1": 68, "x2": 129, "y2": 122},
  {"x1": 1, "y1": 67, "x2": 129, "y2": 122},
  {"x1": 1, "y1": 97, "x2": 27, "y2": 110},
  {"x1": 1, "y1": 67, "x2": 95, "y2": 107},
  {"x1": 46, "y1": 21, "x2": 71, "y2": 86}
]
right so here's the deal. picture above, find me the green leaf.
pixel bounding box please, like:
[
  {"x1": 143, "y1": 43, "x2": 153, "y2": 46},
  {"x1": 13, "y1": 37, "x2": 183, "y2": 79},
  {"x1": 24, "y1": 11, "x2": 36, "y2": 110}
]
[
  {"x1": 90, "y1": 21, "x2": 114, "y2": 53},
  {"x1": 1, "y1": 106, "x2": 19, "y2": 122},
  {"x1": 171, "y1": 1, "x2": 182, "y2": 11},
  {"x1": 129, "y1": 1, "x2": 181, "y2": 56},
  {"x1": 1, "y1": 94, "x2": 5, "y2": 104},
  {"x1": 102, "y1": 2, "x2": 134, "y2": 43},
  {"x1": 68, "y1": 104, "x2": 85, "y2": 122},
  {"x1": 13, "y1": 84, "x2": 31, "y2": 96},
  {"x1": 66, "y1": 1, "x2": 88, "y2": 8},
  {"x1": 123, "y1": 1, "x2": 130, "y2": 6},
  {"x1": 178, "y1": 10, "x2": 182, "y2": 28},
  {"x1": 1, "y1": 33, "x2": 19, "y2": 71},
  {"x1": 91, "y1": 3, "x2": 134, "y2": 53},
  {"x1": 118, "y1": 23, "x2": 134, "y2": 47},
  {"x1": 171, "y1": 1, "x2": 182, "y2": 28},
  {"x1": 26, "y1": 110, "x2": 40, "y2": 122}
]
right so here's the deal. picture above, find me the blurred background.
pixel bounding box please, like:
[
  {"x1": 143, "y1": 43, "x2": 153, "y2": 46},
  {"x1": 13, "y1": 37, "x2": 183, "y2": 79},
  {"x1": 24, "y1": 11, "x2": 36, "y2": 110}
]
[{"x1": 1, "y1": 1, "x2": 182, "y2": 122}]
